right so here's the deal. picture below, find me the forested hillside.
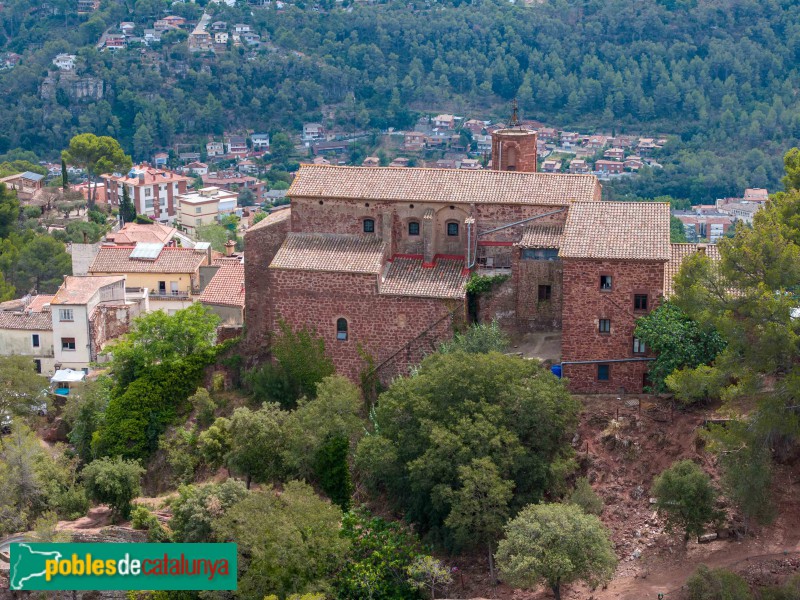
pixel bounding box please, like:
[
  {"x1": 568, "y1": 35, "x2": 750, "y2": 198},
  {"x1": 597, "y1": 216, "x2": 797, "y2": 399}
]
[{"x1": 1, "y1": 0, "x2": 800, "y2": 200}]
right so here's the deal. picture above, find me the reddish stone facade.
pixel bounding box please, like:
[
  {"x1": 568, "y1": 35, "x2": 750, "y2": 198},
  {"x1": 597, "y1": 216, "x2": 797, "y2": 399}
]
[
  {"x1": 561, "y1": 259, "x2": 665, "y2": 393},
  {"x1": 268, "y1": 269, "x2": 460, "y2": 380},
  {"x1": 491, "y1": 129, "x2": 538, "y2": 172}
]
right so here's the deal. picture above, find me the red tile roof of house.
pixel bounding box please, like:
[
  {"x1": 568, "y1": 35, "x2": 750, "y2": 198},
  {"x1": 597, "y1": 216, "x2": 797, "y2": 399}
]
[
  {"x1": 270, "y1": 233, "x2": 384, "y2": 274},
  {"x1": 51, "y1": 276, "x2": 126, "y2": 305},
  {"x1": 560, "y1": 201, "x2": 670, "y2": 260},
  {"x1": 288, "y1": 165, "x2": 600, "y2": 206},
  {"x1": 89, "y1": 246, "x2": 207, "y2": 274},
  {"x1": 26, "y1": 294, "x2": 55, "y2": 313},
  {"x1": 664, "y1": 243, "x2": 721, "y2": 297},
  {"x1": 380, "y1": 257, "x2": 467, "y2": 299},
  {"x1": 248, "y1": 207, "x2": 291, "y2": 232},
  {"x1": 517, "y1": 225, "x2": 564, "y2": 248},
  {"x1": 0, "y1": 309, "x2": 52, "y2": 330},
  {"x1": 198, "y1": 262, "x2": 245, "y2": 308},
  {"x1": 104, "y1": 165, "x2": 190, "y2": 186},
  {"x1": 106, "y1": 223, "x2": 176, "y2": 245}
]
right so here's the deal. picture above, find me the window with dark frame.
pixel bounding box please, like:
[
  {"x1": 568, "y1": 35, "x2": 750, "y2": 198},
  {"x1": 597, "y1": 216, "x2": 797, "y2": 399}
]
[
  {"x1": 408, "y1": 221, "x2": 420, "y2": 236},
  {"x1": 633, "y1": 337, "x2": 646, "y2": 354},
  {"x1": 363, "y1": 218, "x2": 375, "y2": 233},
  {"x1": 599, "y1": 319, "x2": 611, "y2": 333},
  {"x1": 447, "y1": 222, "x2": 459, "y2": 236},
  {"x1": 538, "y1": 285, "x2": 552, "y2": 301},
  {"x1": 34, "y1": 359, "x2": 41, "y2": 374},
  {"x1": 597, "y1": 364, "x2": 610, "y2": 381},
  {"x1": 61, "y1": 337, "x2": 76, "y2": 351},
  {"x1": 634, "y1": 294, "x2": 649, "y2": 311},
  {"x1": 600, "y1": 275, "x2": 612, "y2": 290},
  {"x1": 336, "y1": 318, "x2": 348, "y2": 341},
  {"x1": 31, "y1": 334, "x2": 40, "y2": 348}
]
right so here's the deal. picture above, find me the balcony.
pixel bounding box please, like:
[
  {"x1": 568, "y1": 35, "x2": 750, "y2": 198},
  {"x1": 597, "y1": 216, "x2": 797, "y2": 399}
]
[{"x1": 149, "y1": 290, "x2": 191, "y2": 300}]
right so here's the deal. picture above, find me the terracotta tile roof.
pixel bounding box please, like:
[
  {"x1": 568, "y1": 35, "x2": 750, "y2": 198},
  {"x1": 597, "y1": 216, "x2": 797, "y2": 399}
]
[
  {"x1": 517, "y1": 225, "x2": 564, "y2": 248},
  {"x1": 248, "y1": 207, "x2": 291, "y2": 232},
  {"x1": 270, "y1": 233, "x2": 385, "y2": 274},
  {"x1": 560, "y1": 202, "x2": 670, "y2": 260},
  {"x1": 664, "y1": 243, "x2": 721, "y2": 297},
  {"x1": 380, "y1": 257, "x2": 467, "y2": 299},
  {"x1": 51, "y1": 276, "x2": 126, "y2": 305},
  {"x1": 107, "y1": 223, "x2": 176, "y2": 245},
  {"x1": 89, "y1": 246, "x2": 207, "y2": 274},
  {"x1": 0, "y1": 310, "x2": 52, "y2": 330},
  {"x1": 288, "y1": 165, "x2": 600, "y2": 206},
  {"x1": 26, "y1": 294, "x2": 54, "y2": 313},
  {"x1": 199, "y1": 262, "x2": 245, "y2": 308},
  {"x1": 104, "y1": 165, "x2": 190, "y2": 186}
]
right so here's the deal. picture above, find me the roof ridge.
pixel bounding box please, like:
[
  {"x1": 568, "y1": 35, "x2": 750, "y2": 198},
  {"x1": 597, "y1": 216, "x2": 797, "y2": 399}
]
[{"x1": 297, "y1": 163, "x2": 598, "y2": 178}]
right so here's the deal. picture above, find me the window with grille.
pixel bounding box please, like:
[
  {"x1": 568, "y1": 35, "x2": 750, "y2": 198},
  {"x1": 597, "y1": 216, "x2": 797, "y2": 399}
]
[{"x1": 599, "y1": 319, "x2": 611, "y2": 333}]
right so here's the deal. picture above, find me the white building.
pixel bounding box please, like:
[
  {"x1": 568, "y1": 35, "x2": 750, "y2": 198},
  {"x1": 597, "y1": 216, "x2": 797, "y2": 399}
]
[
  {"x1": 0, "y1": 294, "x2": 56, "y2": 375},
  {"x1": 52, "y1": 53, "x2": 77, "y2": 71},
  {"x1": 251, "y1": 133, "x2": 270, "y2": 152},
  {"x1": 175, "y1": 187, "x2": 239, "y2": 236}
]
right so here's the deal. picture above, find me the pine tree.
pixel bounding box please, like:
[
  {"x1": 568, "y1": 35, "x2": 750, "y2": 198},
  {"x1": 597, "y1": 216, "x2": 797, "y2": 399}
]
[{"x1": 61, "y1": 159, "x2": 68, "y2": 191}]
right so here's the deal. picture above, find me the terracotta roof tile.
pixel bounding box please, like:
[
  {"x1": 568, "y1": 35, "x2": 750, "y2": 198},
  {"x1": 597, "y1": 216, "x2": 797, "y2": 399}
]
[
  {"x1": 517, "y1": 224, "x2": 564, "y2": 248},
  {"x1": 664, "y1": 243, "x2": 721, "y2": 297},
  {"x1": 51, "y1": 276, "x2": 126, "y2": 305},
  {"x1": 26, "y1": 294, "x2": 54, "y2": 313},
  {"x1": 380, "y1": 257, "x2": 467, "y2": 299},
  {"x1": 199, "y1": 262, "x2": 245, "y2": 308},
  {"x1": 270, "y1": 233, "x2": 385, "y2": 274},
  {"x1": 560, "y1": 202, "x2": 670, "y2": 260},
  {"x1": 248, "y1": 207, "x2": 291, "y2": 232},
  {"x1": 107, "y1": 223, "x2": 176, "y2": 245},
  {"x1": 0, "y1": 311, "x2": 52, "y2": 330},
  {"x1": 89, "y1": 246, "x2": 207, "y2": 274},
  {"x1": 289, "y1": 165, "x2": 600, "y2": 206}
]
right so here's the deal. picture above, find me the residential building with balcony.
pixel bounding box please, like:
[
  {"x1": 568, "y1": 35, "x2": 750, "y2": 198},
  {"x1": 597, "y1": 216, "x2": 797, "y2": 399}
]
[
  {"x1": 103, "y1": 165, "x2": 192, "y2": 223},
  {"x1": 175, "y1": 187, "x2": 239, "y2": 236}
]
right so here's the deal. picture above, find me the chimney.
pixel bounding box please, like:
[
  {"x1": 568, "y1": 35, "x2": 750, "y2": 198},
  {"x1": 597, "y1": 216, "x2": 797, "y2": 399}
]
[
  {"x1": 697, "y1": 243, "x2": 707, "y2": 256},
  {"x1": 224, "y1": 239, "x2": 235, "y2": 257}
]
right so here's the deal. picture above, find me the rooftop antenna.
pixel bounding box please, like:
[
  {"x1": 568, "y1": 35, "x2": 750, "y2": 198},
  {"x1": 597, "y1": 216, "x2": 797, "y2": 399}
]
[{"x1": 509, "y1": 98, "x2": 521, "y2": 128}]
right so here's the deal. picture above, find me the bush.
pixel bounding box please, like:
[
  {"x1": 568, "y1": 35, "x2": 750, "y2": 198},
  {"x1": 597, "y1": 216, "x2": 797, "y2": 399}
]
[
  {"x1": 568, "y1": 477, "x2": 604, "y2": 515},
  {"x1": 314, "y1": 434, "x2": 352, "y2": 511},
  {"x1": 189, "y1": 388, "x2": 217, "y2": 428},
  {"x1": 652, "y1": 460, "x2": 723, "y2": 542},
  {"x1": 131, "y1": 504, "x2": 158, "y2": 530},
  {"x1": 82, "y1": 457, "x2": 144, "y2": 521},
  {"x1": 439, "y1": 321, "x2": 509, "y2": 354},
  {"x1": 686, "y1": 565, "x2": 752, "y2": 600},
  {"x1": 169, "y1": 480, "x2": 247, "y2": 543}
]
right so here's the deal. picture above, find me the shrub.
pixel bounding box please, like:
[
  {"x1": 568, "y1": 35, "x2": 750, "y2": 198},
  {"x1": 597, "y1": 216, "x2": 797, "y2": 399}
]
[
  {"x1": 652, "y1": 460, "x2": 723, "y2": 542},
  {"x1": 568, "y1": 477, "x2": 604, "y2": 515},
  {"x1": 82, "y1": 457, "x2": 144, "y2": 521},
  {"x1": 686, "y1": 565, "x2": 752, "y2": 600},
  {"x1": 438, "y1": 321, "x2": 509, "y2": 354}
]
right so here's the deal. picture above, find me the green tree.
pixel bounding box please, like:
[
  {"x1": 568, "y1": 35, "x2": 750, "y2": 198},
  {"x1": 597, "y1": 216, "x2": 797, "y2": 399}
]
[
  {"x1": 212, "y1": 481, "x2": 349, "y2": 599},
  {"x1": 194, "y1": 223, "x2": 231, "y2": 251},
  {"x1": 496, "y1": 503, "x2": 617, "y2": 600},
  {"x1": 198, "y1": 417, "x2": 231, "y2": 471},
  {"x1": 671, "y1": 215, "x2": 688, "y2": 242},
  {"x1": 634, "y1": 302, "x2": 726, "y2": 394},
  {"x1": 406, "y1": 555, "x2": 452, "y2": 600},
  {"x1": 652, "y1": 460, "x2": 722, "y2": 542},
  {"x1": 226, "y1": 403, "x2": 285, "y2": 488},
  {"x1": 61, "y1": 159, "x2": 68, "y2": 191},
  {"x1": 0, "y1": 183, "x2": 20, "y2": 239},
  {"x1": 62, "y1": 134, "x2": 132, "y2": 208},
  {"x1": 120, "y1": 184, "x2": 136, "y2": 224},
  {"x1": 169, "y1": 480, "x2": 247, "y2": 543},
  {"x1": 270, "y1": 132, "x2": 294, "y2": 164},
  {"x1": 63, "y1": 377, "x2": 111, "y2": 464},
  {"x1": 0, "y1": 355, "x2": 47, "y2": 417},
  {"x1": 313, "y1": 434, "x2": 353, "y2": 510},
  {"x1": 16, "y1": 235, "x2": 72, "y2": 294},
  {"x1": 81, "y1": 457, "x2": 144, "y2": 521},
  {"x1": 356, "y1": 352, "x2": 579, "y2": 549},
  {"x1": 686, "y1": 565, "x2": 752, "y2": 600},
  {"x1": 438, "y1": 321, "x2": 510, "y2": 354},
  {"x1": 568, "y1": 477, "x2": 604, "y2": 515}
]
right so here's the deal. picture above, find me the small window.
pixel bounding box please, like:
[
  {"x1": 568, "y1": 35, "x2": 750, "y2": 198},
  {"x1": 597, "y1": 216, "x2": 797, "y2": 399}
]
[
  {"x1": 599, "y1": 319, "x2": 611, "y2": 333},
  {"x1": 195, "y1": 206, "x2": 202, "y2": 214},
  {"x1": 538, "y1": 285, "x2": 552, "y2": 301},
  {"x1": 447, "y1": 222, "x2": 459, "y2": 236},
  {"x1": 634, "y1": 294, "x2": 649, "y2": 311},
  {"x1": 59, "y1": 309, "x2": 73, "y2": 322},
  {"x1": 600, "y1": 275, "x2": 612, "y2": 290},
  {"x1": 408, "y1": 221, "x2": 420, "y2": 236},
  {"x1": 61, "y1": 337, "x2": 76, "y2": 351},
  {"x1": 33, "y1": 359, "x2": 41, "y2": 374},
  {"x1": 597, "y1": 364, "x2": 610, "y2": 381},
  {"x1": 31, "y1": 334, "x2": 40, "y2": 348},
  {"x1": 363, "y1": 218, "x2": 375, "y2": 233},
  {"x1": 633, "y1": 337, "x2": 646, "y2": 354},
  {"x1": 196, "y1": 218, "x2": 202, "y2": 226},
  {"x1": 336, "y1": 318, "x2": 348, "y2": 341}
]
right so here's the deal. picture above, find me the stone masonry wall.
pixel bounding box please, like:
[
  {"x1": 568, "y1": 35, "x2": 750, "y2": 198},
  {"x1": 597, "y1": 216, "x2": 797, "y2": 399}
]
[
  {"x1": 515, "y1": 255, "x2": 564, "y2": 330},
  {"x1": 561, "y1": 258, "x2": 665, "y2": 393},
  {"x1": 269, "y1": 269, "x2": 463, "y2": 381},
  {"x1": 243, "y1": 213, "x2": 291, "y2": 359}
]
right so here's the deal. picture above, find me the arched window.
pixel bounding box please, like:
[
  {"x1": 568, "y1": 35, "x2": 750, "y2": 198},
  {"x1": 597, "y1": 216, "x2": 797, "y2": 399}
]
[
  {"x1": 336, "y1": 318, "x2": 348, "y2": 341},
  {"x1": 446, "y1": 221, "x2": 459, "y2": 237},
  {"x1": 408, "y1": 221, "x2": 420, "y2": 236},
  {"x1": 363, "y1": 218, "x2": 375, "y2": 233}
]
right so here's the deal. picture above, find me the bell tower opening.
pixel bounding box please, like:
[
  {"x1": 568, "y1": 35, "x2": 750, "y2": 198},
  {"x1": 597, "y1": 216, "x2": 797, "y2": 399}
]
[{"x1": 490, "y1": 99, "x2": 538, "y2": 173}]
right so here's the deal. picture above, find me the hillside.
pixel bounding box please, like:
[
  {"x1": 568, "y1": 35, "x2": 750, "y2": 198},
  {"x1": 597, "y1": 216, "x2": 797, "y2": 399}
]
[{"x1": 1, "y1": 0, "x2": 799, "y2": 200}]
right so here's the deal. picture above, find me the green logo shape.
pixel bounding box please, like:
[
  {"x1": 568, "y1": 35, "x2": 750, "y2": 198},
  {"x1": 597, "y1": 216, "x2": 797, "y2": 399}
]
[{"x1": 10, "y1": 543, "x2": 237, "y2": 591}]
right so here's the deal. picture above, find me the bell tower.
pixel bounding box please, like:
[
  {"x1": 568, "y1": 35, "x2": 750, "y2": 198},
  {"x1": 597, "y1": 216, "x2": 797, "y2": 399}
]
[{"x1": 491, "y1": 100, "x2": 538, "y2": 172}]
